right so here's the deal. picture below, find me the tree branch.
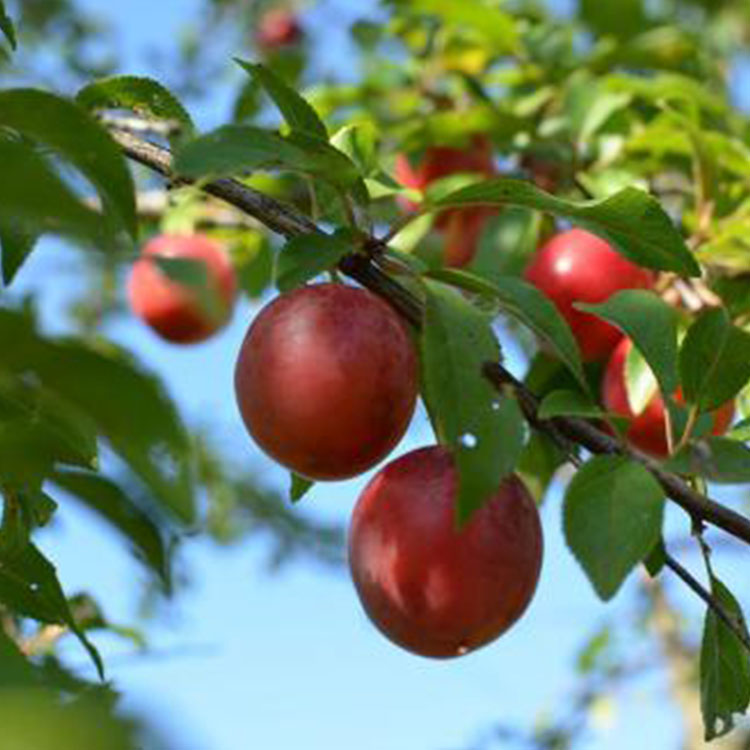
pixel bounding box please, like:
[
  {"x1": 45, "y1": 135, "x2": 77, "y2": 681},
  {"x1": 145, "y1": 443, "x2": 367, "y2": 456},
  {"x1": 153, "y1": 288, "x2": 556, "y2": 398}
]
[
  {"x1": 110, "y1": 128, "x2": 317, "y2": 238},
  {"x1": 107, "y1": 126, "x2": 750, "y2": 549},
  {"x1": 482, "y1": 363, "x2": 750, "y2": 546}
]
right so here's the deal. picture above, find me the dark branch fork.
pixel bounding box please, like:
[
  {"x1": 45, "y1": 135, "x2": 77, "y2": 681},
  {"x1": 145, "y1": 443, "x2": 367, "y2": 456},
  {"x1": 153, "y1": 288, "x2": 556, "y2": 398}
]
[{"x1": 109, "y1": 125, "x2": 750, "y2": 647}]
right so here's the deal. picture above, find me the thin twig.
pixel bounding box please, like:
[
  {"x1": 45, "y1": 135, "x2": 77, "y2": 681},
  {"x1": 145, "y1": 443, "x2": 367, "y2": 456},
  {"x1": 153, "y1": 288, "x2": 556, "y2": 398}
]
[
  {"x1": 106, "y1": 125, "x2": 750, "y2": 548},
  {"x1": 109, "y1": 128, "x2": 318, "y2": 238},
  {"x1": 664, "y1": 551, "x2": 750, "y2": 655}
]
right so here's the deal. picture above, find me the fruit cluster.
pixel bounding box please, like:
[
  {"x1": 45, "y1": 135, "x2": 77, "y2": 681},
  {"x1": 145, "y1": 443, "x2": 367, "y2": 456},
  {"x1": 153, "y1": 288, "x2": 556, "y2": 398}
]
[
  {"x1": 127, "y1": 238, "x2": 544, "y2": 658},
  {"x1": 523, "y1": 228, "x2": 733, "y2": 453},
  {"x1": 125, "y1": 136, "x2": 733, "y2": 657},
  {"x1": 393, "y1": 136, "x2": 734, "y2": 454},
  {"x1": 233, "y1": 282, "x2": 544, "y2": 658}
]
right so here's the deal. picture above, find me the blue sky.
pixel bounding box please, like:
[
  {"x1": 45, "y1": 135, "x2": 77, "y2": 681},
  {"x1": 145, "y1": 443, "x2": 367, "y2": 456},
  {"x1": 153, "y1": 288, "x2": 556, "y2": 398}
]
[{"x1": 7, "y1": 1, "x2": 750, "y2": 748}]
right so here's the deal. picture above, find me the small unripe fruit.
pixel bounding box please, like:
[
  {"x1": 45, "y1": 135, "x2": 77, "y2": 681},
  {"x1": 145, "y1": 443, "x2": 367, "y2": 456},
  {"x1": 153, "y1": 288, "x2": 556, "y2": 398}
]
[
  {"x1": 234, "y1": 284, "x2": 419, "y2": 480},
  {"x1": 524, "y1": 229, "x2": 653, "y2": 361},
  {"x1": 602, "y1": 338, "x2": 735, "y2": 457},
  {"x1": 349, "y1": 446, "x2": 543, "y2": 658},
  {"x1": 128, "y1": 234, "x2": 237, "y2": 344}
]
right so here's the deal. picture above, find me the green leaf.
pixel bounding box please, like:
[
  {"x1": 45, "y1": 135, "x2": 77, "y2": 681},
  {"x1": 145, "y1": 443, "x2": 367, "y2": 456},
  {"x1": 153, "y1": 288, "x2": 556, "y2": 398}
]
[
  {"x1": 175, "y1": 125, "x2": 361, "y2": 190},
  {"x1": 727, "y1": 418, "x2": 750, "y2": 443},
  {"x1": 665, "y1": 438, "x2": 750, "y2": 484},
  {"x1": 1, "y1": 491, "x2": 30, "y2": 556},
  {"x1": 290, "y1": 473, "x2": 313, "y2": 503},
  {"x1": 0, "y1": 310, "x2": 195, "y2": 523},
  {"x1": 700, "y1": 576, "x2": 750, "y2": 741},
  {"x1": 0, "y1": 140, "x2": 103, "y2": 242},
  {"x1": 643, "y1": 537, "x2": 666, "y2": 577},
  {"x1": 673, "y1": 111, "x2": 718, "y2": 217},
  {"x1": 577, "y1": 90, "x2": 632, "y2": 145},
  {"x1": 276, "y1": 233, "x2": 350, "y2": 292},
  {"x1": 428, "y1": 269, "x2": 588, "y2": 391},
  {"x1": 420, "y1": 280, "x2": 525, "y2": 523},
  {"x1": 152, "y1": 256, "x2": 225, "y2": 325},
  {"x1": 351, "y1": 19, "x2": 382, "y2": 48},
  {"x1": 0, "y1": 487, "x2": 58, "y2": 559},
  {"x1": 434, "y1": 180, "x2": 700, "y2": 276},
  {"x1": 538, "y1": 389, "x2": 606, "y2": 420},
  {"x1": 607, "y1": 72, "x2": 726, "y2": 115},
  {"x1": 383, "y1": 248, "x2": 429, "y2": 275},
  {"x1": 0, "y1": 377, "x2": 101, "y2": 485},
  {"x1": 410, "y1": 0, "x2": 519, "y2": 53},
  {"x1": 76, "y1": 76, "x2": 195, "y2": 145},
  {"x1": 469, "y1": 208, "x2": 544, "y2": 280},
  {"x1": 579, "y1": 0, "x2": 647, "y2": 41},
  {"x1": 524, "y1": 351, "x2": 583, "y2": 397},
  {"x1": 0, "y1": 491, "x2": 58, "y2": 557},
  {"x1": 579, "y1": 290, "x2": 679, "y2": 396},
  {"x1": 25, "y1": 492, "x2": 57, "y2": 529},
  {"x1": 623, "y1": 342, "x2": 659, "y2": 416},
  {"x1": 679, "y1": 308, "x2": 750, "y2": 412},
  {"x1": 0, "y1": 376, "x2": 98, "y2": 472},
  {"x1": 51, "y1": 469, "x2": 169, "y2": 585},
  {"x1": 0, "y1": 89, "x2": 137, "y2": 240},
  {"x1": 366, "y1": 172, "x2": 409, "y2": 200},
  {"x1": 563, "y1": 456, "x2": 665, "y2": 600},
  {"x1": 0, "y1": 688, "x2": 137, "y2": 750},
  {"x1": 0, "y1": 1, "x2": 16, "y2": 50},
  {"x1": 235, "y1": 60, "x2": 327, "y2": 139},
  {"x1": 0, "y1": 421, "x2": 58, "y2": 486},
  {"x1": 0, "y1": 544, "x2": 104, "y2": 678},
  {"x1": 173, "y1": 125, "x2": 289, "y2": 176},
  {"x1": 389, "y1": 212, "x2": 433, "y2": 254},
  {"x1": 287, "y1": 131, "x2": 369, "y2": 203},
  {"x1": 516, "y1": 432, "x2": 567, "y2": 503},
  {"x1": 0, "y1": 630, "x2": 36, "y2": 689},
  {"x1": 230, "y1": 234, "x2": 274, "y2": 299},
  {"x1": 576, "y1": 626, "x2": 612, "y2": 675},
  {"x1": 330, "y1": 123, "x2": 378, "y2": 176},
  {"x1": 0, "y1": 220, "x2": 37, "y2": 286},
  {"x1": 0, "y1": 564, "x2": 58, "y2": 622}
]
